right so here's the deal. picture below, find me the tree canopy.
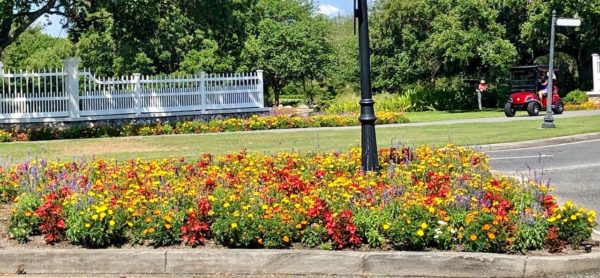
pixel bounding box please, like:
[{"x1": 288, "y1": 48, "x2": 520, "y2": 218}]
[{"x1": 2, "y1": 0, "x2": 599, "y2": 108}]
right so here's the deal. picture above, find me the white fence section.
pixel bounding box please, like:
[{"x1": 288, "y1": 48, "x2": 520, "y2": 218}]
[
  {"x1": 0, "y1": 58, "x2": 264, "y2": 120},
  {"x1": 592, "y1": 54, "x2": 599, "y2": 94},
  {"x1": 0, "y1": 65, "x2": 69, "y2": 119}
]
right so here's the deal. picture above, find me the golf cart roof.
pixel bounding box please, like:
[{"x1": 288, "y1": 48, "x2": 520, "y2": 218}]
[{"x1": 511, "y1": 65, "x2": 559, "y2": 72}]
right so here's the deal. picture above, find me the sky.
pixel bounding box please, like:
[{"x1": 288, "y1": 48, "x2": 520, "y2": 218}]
[{"x1": 38, "y1": 0, "x2": 353, "y2": 38}]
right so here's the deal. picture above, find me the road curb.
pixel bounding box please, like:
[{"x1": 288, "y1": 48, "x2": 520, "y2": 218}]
[
  {"x1": 1, "y1": 249, "x2": 599, "y2": 277},
  {"x1": 479, "y1": 132, "x2": 600, "y2": 152}
]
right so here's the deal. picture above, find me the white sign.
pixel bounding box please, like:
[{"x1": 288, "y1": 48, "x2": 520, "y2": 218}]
[{"x1": 557, "y1": 18, "x2": 581, "y2": 27}]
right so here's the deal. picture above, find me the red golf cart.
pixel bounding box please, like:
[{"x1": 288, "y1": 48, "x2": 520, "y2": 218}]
[{"x1": 504, "y1": 65, "x2": 564, "y2": 117}]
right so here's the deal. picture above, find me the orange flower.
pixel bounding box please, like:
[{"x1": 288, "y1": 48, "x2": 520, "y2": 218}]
[
  {"x1": 283, "y1": 235, "x2": 290, "y2": 243},
  {"x1": 487, "y1": 233, "x2": 495, "y2": 240},
  {"x1": 469, "y1": 234, "x2": 477, "y2": 241},
  {"x1": 482, "y1": 224, "x2": 491, "y2": 231}
]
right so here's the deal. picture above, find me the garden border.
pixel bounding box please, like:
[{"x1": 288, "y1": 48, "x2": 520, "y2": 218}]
[{"x1": 0, "y1": 249, "x2": 599, "y2": 277}]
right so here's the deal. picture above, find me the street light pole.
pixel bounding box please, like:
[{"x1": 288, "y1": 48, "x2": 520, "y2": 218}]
[
  {"x1": 355, "y1": 0, "x2": 379, "y2": 172},
  {"x1": 542, "y1": 10, "x2": 557, "y2": 128}
]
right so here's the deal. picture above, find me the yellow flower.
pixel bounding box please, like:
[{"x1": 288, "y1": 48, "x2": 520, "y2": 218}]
[
  {"x1": 231, "y1": 223, "x2": 238, "y2": 229},
  {"x1": 469, "y1": 234, "x2": 478, "y2": 241},
  {"x1": 416, "y1": 230, "x2": 424, "y2": 237},
  {"x1": 570, "y1": 215, "x2": 577, "y2": 220},
  {"x1": 283, "y1": 235, "x2": 290, "y2": 243},
  {"x1": 223, "y1": 202, "x2": 230, "y2": 208},
  {"x1": 165, "y1": 223, "x2": 172, "y2": 230},
  {"x1": 109, "y1": 220, "x2": 116, "y2": 226},
  {"x1": 420, "y1": 222, "x2": 428, "y2": 229},
  {"x1": 85, "y1": 223, "x2": 91, "y2": 228},
  {"x1": 92, "y1": 214, "x2": 98, "y2": 220},
  {"x1": 487, "y1": 233, "x2": 496, "y2": 240},
  {"x1": 428, "y1": 207, "x2": 435, "y2": 213},
  {"x1": 100, "y1": 212, "x2": 107, "y2": 219},
  {"x1": 383, "y1": 223, "x2": 390, "y2": 230}
]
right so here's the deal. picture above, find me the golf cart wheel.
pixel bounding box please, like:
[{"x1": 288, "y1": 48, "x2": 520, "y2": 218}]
[
  {"x1": 553, "y1": 100, "x2": 564, "y2": 115},
  {"x1": 527, "y1": 102, "x2": 540, "y2": 116},
  {"x1": 504, "y1": 102, "x2": 515, "y2": 117}
]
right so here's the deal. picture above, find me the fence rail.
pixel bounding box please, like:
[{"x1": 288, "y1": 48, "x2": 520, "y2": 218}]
[{"x1": 0, "y1": 58, "x2": 264, "y2": 120}]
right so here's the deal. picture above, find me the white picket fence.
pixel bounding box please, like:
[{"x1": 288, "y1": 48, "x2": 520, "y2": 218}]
[
  {"x1": 0, "y1": 58, "x2": 264, "y2": 120},
  {"x1": 592, "y1": 54, "x2": 600, "y2": 94}
]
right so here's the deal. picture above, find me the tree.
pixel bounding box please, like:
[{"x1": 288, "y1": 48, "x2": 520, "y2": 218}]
[
  {"x1": 0, "y1": 0, "x2": 88, "y2": 55},
  {"x1": 515, "y1": 0, "x2": 600, "y2": 89},
  {"x1": 240, "y1": 0, "x2": 331, "y2": 106},
  {"x1": 370, "y1": 0, "x2": 517, "y2": 93},
  {"x1": 1, "y1": 27, "x2": 74, "y2": 70},
  {"x1": 325, "y1": 16, "x2": 359, "y2": 92}
]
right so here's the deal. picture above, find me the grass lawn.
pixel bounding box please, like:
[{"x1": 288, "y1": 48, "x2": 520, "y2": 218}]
[
  {"x1": 404, "y1": 109, "x2": 504, "y2": 122},
  {"x1": 1, "y1": 115, "x2": 599, "y2": 163}
]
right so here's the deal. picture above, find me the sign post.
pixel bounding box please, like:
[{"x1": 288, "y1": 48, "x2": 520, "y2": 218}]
[{"x1": 543, "y1": 11, "x2": 581, "y2": 129}]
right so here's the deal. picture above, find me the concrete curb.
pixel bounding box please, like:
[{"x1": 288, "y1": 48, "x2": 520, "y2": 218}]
[
  {"x1": 478, "y1": 132, "x2": 600, "y2": 152},
  {"x1": 1, "y1": 249, "x2": 599, "y2": 277}
]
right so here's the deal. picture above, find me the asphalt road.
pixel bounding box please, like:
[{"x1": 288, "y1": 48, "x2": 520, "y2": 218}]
[{"x1": 485, "y1": 136, "x2": 600, "y2": 237}]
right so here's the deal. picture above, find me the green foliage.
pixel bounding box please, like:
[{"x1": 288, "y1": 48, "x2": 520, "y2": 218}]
[
  {"x1": 240, "y1": 0, "x2": 331, "y2": 105},
  {"x1": 510, "y1": 219, "x2": 548, "y2": 253},
  {"x1": 563, "y1": 90, "x2": 589, "y2": 105},
  {"x1": 385, "y1": 206, "x2": 434, "y2": 250},
  {"x1": 324, "y1": 92, "x2": 412, "y2": 113},
  {"x1": 179, "y1": 40, "x2": 235, "y2": 74},
  {"x1": 1, "y1": 28, "x2": 75, "y2": 70},
  {"x1": 8, "y1": 193, "x2": 43, "y2": 243}
]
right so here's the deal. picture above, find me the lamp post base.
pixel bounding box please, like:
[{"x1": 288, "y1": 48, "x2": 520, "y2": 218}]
[
  {"x1": 542, "y1": 122, "x2": 556, "y2": 128},
  {"x1": 542, "y1": 115, "x2": 556, "y2": 128}
]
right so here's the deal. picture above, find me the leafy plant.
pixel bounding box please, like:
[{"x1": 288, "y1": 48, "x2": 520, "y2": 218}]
[
  {"x1": 563, "y1": 90, "x2": 588, "y2": 105},
  {"x1": 8, "y1": 193, "x2": 42, "y2": 243}
]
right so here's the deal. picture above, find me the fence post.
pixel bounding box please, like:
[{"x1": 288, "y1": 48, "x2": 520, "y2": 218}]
[
  {"x1": 63, "y1": 58, "x2": 80, "y2": 118},
  {"x1": 200, "y1": 72, "x2": 206, "y2": 112},
  {"x1": 133, "y1": 73, "x2": 141, "y2": 115},
  {"x1": 256, "y1": 70, "x2": 265, "y2": 108},
  {"x1": 0, "y1": 62, "x2": 4, "y2": 75},
  {"x1": 593, "y1": 54, "x2": 599, "y2": 93}
]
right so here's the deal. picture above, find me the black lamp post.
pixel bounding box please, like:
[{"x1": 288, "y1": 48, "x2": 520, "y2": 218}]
[{"x1": 354, "y1": 0, "x2": 379, "y2": 173}]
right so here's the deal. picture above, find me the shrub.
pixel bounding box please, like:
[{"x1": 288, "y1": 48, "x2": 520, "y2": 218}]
[
  {"x1": 324, "y1": 92, "x2": 411, "y2": 113},
  {"x1": 563, "y1": 90, "x2": 589, "y2": 105}
]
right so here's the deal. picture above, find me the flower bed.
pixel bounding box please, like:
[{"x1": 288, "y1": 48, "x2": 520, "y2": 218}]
[
  {"x1": 564, "y1": 101, "x2": 600, "y2": 111},
  {"x1": 1, "y1": 145, "x2": 596, "y2": 252},
  {"x1": 0, "y1": 112, "x2": 409, "y2": 142}
]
